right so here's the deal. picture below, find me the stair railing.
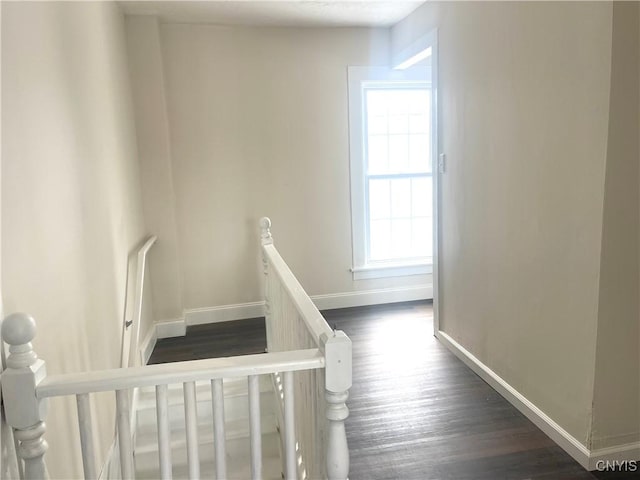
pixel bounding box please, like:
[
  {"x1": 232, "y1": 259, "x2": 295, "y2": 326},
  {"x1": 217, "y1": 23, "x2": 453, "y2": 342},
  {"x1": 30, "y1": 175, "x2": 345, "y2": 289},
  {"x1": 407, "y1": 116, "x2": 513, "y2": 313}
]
[
  {"x1": 260, "y1": 217, "x2": 351, "y2": 480},
  {"x1": 1, "y1": 218, "x2": 351, "y2": 480},
  {"x1": 1, "y1": 314, "x2": 326, "y2": 480}
]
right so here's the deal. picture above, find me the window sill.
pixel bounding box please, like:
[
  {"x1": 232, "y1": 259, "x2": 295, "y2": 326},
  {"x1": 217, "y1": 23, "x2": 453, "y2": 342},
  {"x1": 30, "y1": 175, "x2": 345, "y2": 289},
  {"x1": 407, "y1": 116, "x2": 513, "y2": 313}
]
[{"x1": 351, "y1": 262, "x2": 433, "y2": 280}]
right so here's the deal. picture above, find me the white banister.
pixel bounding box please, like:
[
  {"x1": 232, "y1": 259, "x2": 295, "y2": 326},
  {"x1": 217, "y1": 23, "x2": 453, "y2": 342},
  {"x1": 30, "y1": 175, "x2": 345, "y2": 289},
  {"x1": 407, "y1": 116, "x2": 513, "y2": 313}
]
[
  {"x1": 184, "y1": 381, "x2": 200, "y2": 480},
  {"x1": 13, "y1": 423, "x2": 48, "y2": 480},
  {"x1": 37, "y1": 349, "x2": 325, "y2": 398},
  {"x1": 260, "y1": 217, "x2": 352, "y2": 480},
  {"x1": 322, "y1": 331, "x2": 352, "y2": 480},
  {"x1": 211, "y1": 378, "x2": 226, "y2": 479},
  {"x1": 76, "y1": 393, "x2": 97, "y2": 479},
  {"x1": 261, "y1": 218, "x2": 274, "y2": 352},
  {"x1": 1, "y1": 313, "x2": 49, "y2": 480},
  {"x1": 116, "y1": 389, "x2": 134, "y2": 479},
  {"x1": 0, "y1": 220, "x2": 350, "y2": 480},
  {"x1": 325, "y1": 391, "x2": 349, "y2": 480},
  {"x1": 155, "y1": 384, "x2": 172, "y2": 480},
  {"x1": 262, "y1": 243, "x2": 332, "y2": 344},
  {"x1": 248, "y1": 375, "x2": 262, "y2": 480},
  {"x1": 283, "y1": 371, "x2": 297, "y2": 480}
]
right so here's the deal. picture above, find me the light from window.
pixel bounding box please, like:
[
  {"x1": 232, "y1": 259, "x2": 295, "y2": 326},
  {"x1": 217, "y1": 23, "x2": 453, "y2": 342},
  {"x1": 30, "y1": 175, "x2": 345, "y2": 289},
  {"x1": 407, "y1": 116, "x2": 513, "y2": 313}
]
[{"x1": 364, "y1": 87, "x2": 432, "y2": 263}]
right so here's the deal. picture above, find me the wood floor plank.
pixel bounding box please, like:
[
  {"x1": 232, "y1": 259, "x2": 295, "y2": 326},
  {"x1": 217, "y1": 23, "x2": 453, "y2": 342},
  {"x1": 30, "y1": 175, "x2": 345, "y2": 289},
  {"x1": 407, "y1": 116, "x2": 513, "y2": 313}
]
[{"x1": 148, "y1": 317, "x2": 266, "y2": 364}]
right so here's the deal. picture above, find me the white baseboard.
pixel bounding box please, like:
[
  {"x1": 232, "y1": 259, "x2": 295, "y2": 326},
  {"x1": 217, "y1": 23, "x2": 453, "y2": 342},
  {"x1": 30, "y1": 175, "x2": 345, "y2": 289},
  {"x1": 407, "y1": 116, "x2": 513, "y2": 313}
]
[
  {"x1": 435, "y1": 329, "x2": 640, "y2": 470},
  {"x1": 156, "y1": 319, "x2": 186, "y2": 339},
  {"x1": 152, "y1": 285, "x2": 432, "y2": 341},
  {"x1": 139, "y1": 326, "x2": 157, "y2": 365},
  {"x1": 185, "y1": 301, "x2": 264, "y2": 326},
  {"x1": 311, "y1": 284, "x2": 432, "y2": 310}
]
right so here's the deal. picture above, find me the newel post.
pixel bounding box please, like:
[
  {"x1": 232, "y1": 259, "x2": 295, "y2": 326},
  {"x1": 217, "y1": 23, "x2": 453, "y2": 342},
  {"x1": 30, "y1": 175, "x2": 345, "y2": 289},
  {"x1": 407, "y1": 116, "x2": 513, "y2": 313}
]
[
  {"x1": 259, "y1": 216, "x2": 273, "y2": 246},
  {"x1": 322, "y1": 330, "x2": 352, "y2": 480},
  {"x1": 1, "y1": 313, "x2": 49, "y2": 480},
  {"x1": 260, "y1": 217, "x2": 273, "y2": 352}
]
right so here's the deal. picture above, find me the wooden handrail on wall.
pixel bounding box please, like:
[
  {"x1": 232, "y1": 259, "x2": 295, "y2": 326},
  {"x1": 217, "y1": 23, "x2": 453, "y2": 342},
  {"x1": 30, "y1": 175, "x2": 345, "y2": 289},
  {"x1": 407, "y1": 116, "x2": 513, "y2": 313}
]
[{"x1": 121, "y1": 235, "x2": 157, "y2": 370}]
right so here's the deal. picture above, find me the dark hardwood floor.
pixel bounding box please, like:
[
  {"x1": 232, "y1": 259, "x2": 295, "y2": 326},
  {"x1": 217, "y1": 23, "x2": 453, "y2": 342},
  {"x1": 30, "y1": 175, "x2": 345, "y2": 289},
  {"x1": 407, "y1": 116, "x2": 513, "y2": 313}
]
[
  {"x1": 148, "y1": 316, "x2": 266, "y2": 364},
  {"x1": 150, "y1": 301, "x2": 638, "y2": 480}
]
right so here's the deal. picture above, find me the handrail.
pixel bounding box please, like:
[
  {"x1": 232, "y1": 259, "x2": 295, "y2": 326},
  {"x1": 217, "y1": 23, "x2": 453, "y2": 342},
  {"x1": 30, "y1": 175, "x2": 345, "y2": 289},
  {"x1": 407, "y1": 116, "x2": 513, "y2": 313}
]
[
  {"x1": 262, "y1": 243, "x2": 333, "y2": 345},
  {"x1": 37, "y1": 348, "x2": 324, "y2": 398},
  {"x1": 120, "y1": 235, "x2": 158, "y2": 454},
  {"x1": 122, "y1": 235, "x2": 157, "y2": 368},
  {"x1": 260, "y1": 217, "x2": 351, "y2": 480},
  {"x1": 131, "y1": 235, "x2": 157, "y2": 366},
  {"x1": 1, "y1": 219, "x2": 350, "y2": 480}
]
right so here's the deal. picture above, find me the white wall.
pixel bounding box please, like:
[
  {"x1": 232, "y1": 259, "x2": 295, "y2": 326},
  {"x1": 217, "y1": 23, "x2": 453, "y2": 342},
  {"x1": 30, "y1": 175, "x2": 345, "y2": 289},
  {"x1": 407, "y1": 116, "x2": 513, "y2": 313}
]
[
  {"x1": 2, "y1": 2, "x2": 147, "y2": 477},
  {"x1": 392, "y1": 1, "x2": 613, "y2": 447},
  {"x1": 0, "y1": 3, "x2": 17, "y2": 477},
  {"x1": 127, "y1": 22, "x2": 431, "y2": 319},
  {"x1": 591, "y1": 1, "x2": 640, "y2": 451},
  {"x1": 125, "y1": 16, "x2": 184, "y2": 323}
]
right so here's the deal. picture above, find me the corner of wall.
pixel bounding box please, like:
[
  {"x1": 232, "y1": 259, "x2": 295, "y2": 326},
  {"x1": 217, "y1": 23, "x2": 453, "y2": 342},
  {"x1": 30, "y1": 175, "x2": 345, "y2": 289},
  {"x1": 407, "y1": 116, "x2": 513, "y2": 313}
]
[
  {"x1": 124, "y1": 14, "x2": 185, "y2": 324},
  {"x1": 591, "y1": 0, "x2": 640, "y2": 452}
]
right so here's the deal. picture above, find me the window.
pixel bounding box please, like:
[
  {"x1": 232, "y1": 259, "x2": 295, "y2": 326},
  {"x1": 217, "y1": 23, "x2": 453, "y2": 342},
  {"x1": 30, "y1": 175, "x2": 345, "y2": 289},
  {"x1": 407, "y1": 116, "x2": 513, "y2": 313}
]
[{"x1": 348, "y1": 67, "x2": 433, "y2": 280}]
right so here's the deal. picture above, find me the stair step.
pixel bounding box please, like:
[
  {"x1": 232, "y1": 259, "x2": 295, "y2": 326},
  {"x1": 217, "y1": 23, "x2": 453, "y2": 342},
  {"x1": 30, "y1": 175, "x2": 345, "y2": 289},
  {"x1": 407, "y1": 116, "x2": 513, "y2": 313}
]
[
  {"x1": 135, "y1": 412, "x2": 278, "y2": 454},
  {"x1": 135, "y1": 430, "x2": 282, "y2": 480},
  {"x1": 137, "y1": 384, "x2": 275, "y2": 427},
  {"x1": 134, "y1": 374, "x2": 281, "y2": 480}
]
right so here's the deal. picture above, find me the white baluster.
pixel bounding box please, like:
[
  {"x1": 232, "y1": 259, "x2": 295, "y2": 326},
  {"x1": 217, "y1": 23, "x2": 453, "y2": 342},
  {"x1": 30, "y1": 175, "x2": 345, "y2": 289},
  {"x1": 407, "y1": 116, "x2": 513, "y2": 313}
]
[
  {"x1": 263, "y1": 267, "x2": 272, "y2": 353},
  {"x1": 156, "y1": 384, "x2": 172, "y2": 480},
  {"x1": 322, "y1": 331, "x2": 352, "y2": 480},
  {"x1": 325, "y1": 391, "x2": 349, "y2": 480},
  {"x1": 211, "y1": 379, "x2": 226, "y2": 480},
  {"x1": 283, "y1": 371, "x2": 296, "y2": 480},
  {"x1": 260, "y1": 217, "x2": 274, "y2": 351},
  {"x1": 76, "y1": 393, "x2": 97, "y2": 479},
  {"x1": 263, "y1": 264, "x2": 272, "y2": 351},
  {"x1": 248, "y1": 375, "x2": 262, "y2": 480},
  {"x1": 183, "y1": 382, "x2": 200, "y2": 479},
  {"x1": 1, "y1": 313, "x2": 49, "y2": 480},
  {"x1": 116, "y1": 389, "x2": 134, "y2": 479}
]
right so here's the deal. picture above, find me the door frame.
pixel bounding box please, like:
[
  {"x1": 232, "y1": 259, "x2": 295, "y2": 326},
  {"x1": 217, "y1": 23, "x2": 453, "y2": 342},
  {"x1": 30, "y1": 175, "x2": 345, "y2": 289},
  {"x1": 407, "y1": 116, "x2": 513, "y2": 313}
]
[{"x1": 392, "y1": 28, "x2": 441, "y2": 334}]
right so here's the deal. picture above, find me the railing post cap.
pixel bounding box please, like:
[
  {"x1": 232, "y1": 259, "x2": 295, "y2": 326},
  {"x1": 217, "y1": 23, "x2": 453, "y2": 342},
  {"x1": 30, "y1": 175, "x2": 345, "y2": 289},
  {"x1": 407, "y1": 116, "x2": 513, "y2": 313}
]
[
  {"x1": 322, "y1": 329, "x2": 352, "y2": 392},
  {"x1": 260, "y1": 217, "x2": 273, "y2": 245},
  {"x1": 259, "y1": 217, "x2": 271, "y2": 230},
  {"x1": 2, "y1": 313, "x2": 37, "y2": 346}
]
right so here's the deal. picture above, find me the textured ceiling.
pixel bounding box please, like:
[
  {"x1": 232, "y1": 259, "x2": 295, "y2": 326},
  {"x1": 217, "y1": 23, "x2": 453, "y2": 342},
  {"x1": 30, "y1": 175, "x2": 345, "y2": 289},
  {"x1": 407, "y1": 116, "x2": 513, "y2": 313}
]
[{"x1": 119, "y1": 1, "x2": 424, "y2": 27}]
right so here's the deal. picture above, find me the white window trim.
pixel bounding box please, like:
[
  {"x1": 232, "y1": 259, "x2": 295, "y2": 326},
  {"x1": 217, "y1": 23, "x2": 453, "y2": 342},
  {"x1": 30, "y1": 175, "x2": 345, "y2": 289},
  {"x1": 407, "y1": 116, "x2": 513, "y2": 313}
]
[
  {"x1": 348, "y1": 66, "x2": 432, "y2": 280},
  {"x1": 350, "y1": 262, "x2": 433, "y2": 280}
]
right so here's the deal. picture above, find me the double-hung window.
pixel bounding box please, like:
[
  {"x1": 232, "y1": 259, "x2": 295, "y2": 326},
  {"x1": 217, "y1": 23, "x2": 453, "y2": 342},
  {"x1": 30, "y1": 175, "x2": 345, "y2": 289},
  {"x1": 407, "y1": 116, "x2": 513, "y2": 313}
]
[{"x1": 348, "y1": 67, "x2": 433, "y2": 280}]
